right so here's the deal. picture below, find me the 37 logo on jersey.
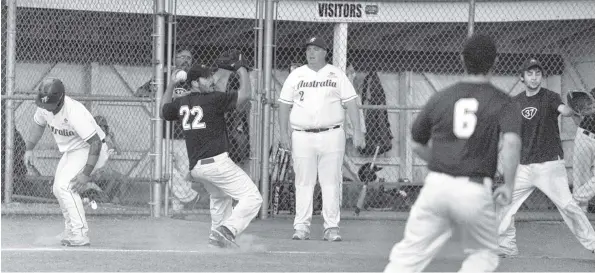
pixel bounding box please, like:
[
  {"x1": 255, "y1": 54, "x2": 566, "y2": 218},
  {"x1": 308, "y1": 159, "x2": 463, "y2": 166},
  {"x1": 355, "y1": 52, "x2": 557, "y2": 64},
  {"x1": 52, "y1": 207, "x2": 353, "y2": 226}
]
[{"x1": 522, "y1": 107, "x2": 537, "y2": 120}]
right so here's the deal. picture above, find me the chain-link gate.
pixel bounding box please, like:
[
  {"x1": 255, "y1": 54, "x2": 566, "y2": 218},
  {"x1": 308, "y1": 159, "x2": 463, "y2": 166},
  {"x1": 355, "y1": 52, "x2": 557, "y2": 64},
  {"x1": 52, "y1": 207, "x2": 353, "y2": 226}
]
[{"x1": 2, "y1": 0, "x2": 159, "y2": 215}]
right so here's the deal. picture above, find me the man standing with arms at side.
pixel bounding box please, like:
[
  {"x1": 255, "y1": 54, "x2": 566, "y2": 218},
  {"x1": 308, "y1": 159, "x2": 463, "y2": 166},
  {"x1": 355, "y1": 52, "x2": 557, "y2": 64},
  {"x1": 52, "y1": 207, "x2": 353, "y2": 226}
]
[
  {"x1": 136, "y1": 48, "x2": 200, "y2": 217},
  {"x1": 384, "y1": 34, "x2": 522, "y2": 272},
  {"x1": 160, "y1": 51, "x2": 263, "y2": 248},
  {"x1": 497, "y1": 59, "x2": 595, "y2": 257},
  {"x1": 24, "y1": 78, "x2": 110, "y2": 246},
  {"x1": 278, "y1": 36, "x2": 365, "y2": 241}
]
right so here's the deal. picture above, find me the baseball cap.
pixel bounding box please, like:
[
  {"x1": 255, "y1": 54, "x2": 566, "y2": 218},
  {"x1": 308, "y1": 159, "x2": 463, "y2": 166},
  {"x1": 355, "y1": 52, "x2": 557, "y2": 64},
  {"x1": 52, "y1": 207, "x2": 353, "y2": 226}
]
[
  {"x1": 36, "y1": 78, "x2": 65, "y2": 110},
  {"x1": 305, "y1": 36, "x2": 328, "y2": 51},
  {"x1": 520, "y1": 58, "x2": 543, "y2": 74},
  {"x1": 187, "y1": 64, "x2": 216, "y2": 82}
]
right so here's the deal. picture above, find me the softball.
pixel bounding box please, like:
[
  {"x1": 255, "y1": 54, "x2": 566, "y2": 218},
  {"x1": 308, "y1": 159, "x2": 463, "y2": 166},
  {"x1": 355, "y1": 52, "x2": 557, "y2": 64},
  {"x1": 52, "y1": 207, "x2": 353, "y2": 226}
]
[{"x1": 175, "y1": 70, "x2": 187, "y2": 82}]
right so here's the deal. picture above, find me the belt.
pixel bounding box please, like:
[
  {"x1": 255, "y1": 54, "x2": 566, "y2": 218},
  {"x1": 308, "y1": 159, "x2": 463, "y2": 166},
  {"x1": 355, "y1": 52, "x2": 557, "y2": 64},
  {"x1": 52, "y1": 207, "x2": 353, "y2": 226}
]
[
  {"x1": 197, "y1": 157, "x2": 215, "y2": 165},
  {"x1": 583, "y1": 130, "x2": 595, "y2": 139},
  {"x1": 294, "y1": 125, "x2": 341, "y2": 133},
  {"x1": 469, "y1": 176, "x2": 484, "y2": 184}
]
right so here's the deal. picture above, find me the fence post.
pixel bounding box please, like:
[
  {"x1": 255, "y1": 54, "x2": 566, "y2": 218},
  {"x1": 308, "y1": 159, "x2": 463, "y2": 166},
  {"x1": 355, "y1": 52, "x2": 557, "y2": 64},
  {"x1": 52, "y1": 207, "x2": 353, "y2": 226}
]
[
  {"x1": 467, "y1": 0, "x2": 476, "y2": 37},
  {"x1": 332, "y1": 23, "x2": 348, "y2": 71},
  {"x1": 259, "y1": 0, "x2": 275, "y2": 220},
  {"x1": 252, "y1": 0, "x2": 265, "y2": 186},
  {"x1": 152, "y1": 0, "x2": 166, "y2": 217},
  {"x1": 4, "y1": 0, "x2": 17, "y2": 204}
]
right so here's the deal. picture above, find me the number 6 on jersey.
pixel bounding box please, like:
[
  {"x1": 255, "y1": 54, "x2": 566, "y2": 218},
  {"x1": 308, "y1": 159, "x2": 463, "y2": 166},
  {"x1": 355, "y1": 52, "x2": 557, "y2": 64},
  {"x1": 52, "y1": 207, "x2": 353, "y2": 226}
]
[
  {"x1": 180, "y1": 105, "x2": 206, "y2": 130},
  {"x1": 453, "y1": 98, "x2": 478, "y2": 139}
]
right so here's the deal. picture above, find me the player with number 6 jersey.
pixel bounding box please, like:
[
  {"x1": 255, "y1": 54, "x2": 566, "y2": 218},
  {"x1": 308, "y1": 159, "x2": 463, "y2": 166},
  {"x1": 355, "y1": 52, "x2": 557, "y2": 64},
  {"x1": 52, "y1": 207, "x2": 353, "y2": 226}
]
[
  {"x1": 160, "y1": 60, "x2": 262, "y2": 249},
  {"x1": 384, "y1": 34, "x2": 522, "y2": 272}
]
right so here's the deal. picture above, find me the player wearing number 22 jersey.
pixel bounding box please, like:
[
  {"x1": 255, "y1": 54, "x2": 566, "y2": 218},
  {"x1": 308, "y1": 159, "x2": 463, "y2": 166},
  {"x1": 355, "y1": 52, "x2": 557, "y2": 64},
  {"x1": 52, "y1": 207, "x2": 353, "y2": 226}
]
[
  {"x1": 161, "y1": 63, "x2": 262, "y2": 249},
  {"x1": 384, "y1": 34, "x2": 522, "y2": 272}
]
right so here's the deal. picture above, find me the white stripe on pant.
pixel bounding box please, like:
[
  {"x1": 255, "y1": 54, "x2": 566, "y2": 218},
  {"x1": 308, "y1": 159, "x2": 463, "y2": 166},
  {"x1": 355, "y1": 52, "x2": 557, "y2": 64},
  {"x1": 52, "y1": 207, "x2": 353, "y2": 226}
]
[
  {"x1": 190, "y1": 152, "x2": 262, "y2": 236},
  {"x1": 497, "y1": 159, "x2": 595, "y2": 254},
  {"x1": 53, "y1": 143, "x2": 109, "y2": 239},
  {"x1": 384, "y1": 172, "x2": 499, "y2": 273}
]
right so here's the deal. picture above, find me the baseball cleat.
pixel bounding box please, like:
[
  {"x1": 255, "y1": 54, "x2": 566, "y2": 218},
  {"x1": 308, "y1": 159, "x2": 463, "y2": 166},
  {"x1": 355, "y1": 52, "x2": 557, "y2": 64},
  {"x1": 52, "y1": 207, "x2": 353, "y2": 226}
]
[
  {"x1": 497, "y1": 249, "x2": 519, "y2": 258},
  {"x1": 292, "y1": 230, "x2": 310, "y2": 240},
  {"x1": 61, "y1": 237, "x2": 91, "y2": 247},
  {"x1": 323, "y1": 228, "x2": 342, "y2": 242},
  {"x1": 208, "y1": 233, "x2": 224, "y2": 248},
  {"x1": 212, "y1": 226, "x2": 239, "y2": 248}
]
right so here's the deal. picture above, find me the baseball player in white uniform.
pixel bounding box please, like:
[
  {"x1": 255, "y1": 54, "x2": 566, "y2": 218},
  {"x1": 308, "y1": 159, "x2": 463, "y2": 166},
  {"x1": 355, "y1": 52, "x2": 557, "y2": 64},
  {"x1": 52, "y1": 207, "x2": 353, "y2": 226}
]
[
  {"x1": 572, "y1": 87, "x2": 595, "y2": 213},
  {"x1": 278, "y1": 36, "x2": 365, "y2": 241},
  {"x1": 24, "y1": 78, "x2": 109, "y2": 247}
]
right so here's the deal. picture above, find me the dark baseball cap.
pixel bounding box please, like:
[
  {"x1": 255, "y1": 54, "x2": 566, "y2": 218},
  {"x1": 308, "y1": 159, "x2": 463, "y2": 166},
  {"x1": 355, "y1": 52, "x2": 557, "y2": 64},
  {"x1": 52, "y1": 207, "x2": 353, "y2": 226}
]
[
  {"x1": 305, "y1": 36, "x2": 328, "y2": 51},
  {"x1": 520, "y1": 58, "x2": 544, "y2": 74},
  {"x1": 187, "y1": 64, "x2": 216, "y2": 81}
]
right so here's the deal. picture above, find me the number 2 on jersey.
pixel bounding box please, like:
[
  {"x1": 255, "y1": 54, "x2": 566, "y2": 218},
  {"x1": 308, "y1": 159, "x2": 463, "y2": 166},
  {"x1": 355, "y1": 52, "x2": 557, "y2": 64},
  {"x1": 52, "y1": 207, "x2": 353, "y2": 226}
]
[
  {"x1": 180, "y1": 105, "x2": 206, "y2": 130},
  {"x1": 453, "y1": 98, "x2": 478, "y2": 139}
]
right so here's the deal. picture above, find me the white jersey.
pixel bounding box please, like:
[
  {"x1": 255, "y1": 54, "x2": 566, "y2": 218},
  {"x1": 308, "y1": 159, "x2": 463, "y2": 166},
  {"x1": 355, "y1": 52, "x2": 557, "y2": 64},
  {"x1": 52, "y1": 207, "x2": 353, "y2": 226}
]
[
  {"x1": 34, "y1": 96, "x2": 106, "y2": 153},
  {"x1": 278, "y1": 64, "x2": 358, "y2": 130}
]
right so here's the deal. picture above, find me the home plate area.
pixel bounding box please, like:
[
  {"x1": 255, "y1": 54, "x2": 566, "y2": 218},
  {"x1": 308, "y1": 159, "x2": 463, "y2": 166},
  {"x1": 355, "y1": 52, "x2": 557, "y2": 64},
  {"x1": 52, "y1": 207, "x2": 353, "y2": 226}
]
[{"x1": 2, "y1": 215, "x2": 594, "y2": 272}]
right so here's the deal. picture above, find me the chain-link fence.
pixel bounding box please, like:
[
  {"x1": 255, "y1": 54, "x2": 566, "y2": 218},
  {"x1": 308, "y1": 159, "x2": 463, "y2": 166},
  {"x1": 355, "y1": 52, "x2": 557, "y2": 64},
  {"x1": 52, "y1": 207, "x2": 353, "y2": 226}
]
[{"x1": 2, "y1": 0, "x2": 595, "y2": 219}]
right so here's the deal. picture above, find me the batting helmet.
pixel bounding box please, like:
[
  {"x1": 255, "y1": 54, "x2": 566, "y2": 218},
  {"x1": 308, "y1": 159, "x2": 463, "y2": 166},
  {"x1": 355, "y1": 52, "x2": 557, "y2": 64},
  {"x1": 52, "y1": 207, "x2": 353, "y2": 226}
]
[{"x1": 36, "y1": 78, "x2": 65, "y2": 112}]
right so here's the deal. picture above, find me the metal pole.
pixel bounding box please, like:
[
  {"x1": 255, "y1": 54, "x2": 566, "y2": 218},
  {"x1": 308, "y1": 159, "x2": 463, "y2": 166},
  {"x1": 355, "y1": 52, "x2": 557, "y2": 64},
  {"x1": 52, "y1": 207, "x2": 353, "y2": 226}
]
[
  {"x1": 467, "y1": 0, "x2": 476, "y2": 37},
  {"x1": 152, "y1": 0, "x2": 166, "y2": 217},
  {"x1": 4, "y1": 0, "x2": 17, "y2": 203},
  {"x1": 252, "y1": 0, "x2": 264, "y2": 186},
  {"x1": 162, "y1": 0, "x2": 175, "y2": 217},
  {"x1": 259, "y1": 0, "x2": 275, "y2": 220}
]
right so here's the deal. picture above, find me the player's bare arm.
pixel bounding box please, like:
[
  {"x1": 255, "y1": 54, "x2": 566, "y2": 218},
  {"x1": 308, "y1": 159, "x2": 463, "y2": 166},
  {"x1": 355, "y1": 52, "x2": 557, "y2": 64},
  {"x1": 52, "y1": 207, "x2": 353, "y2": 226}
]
[
  {"x1": 558, "y1": 104, "x2": 576, "y2": 117},
  {"x1": 24, "y1": 121, "x2": 46, "y2": 166},
  {"x1": 234, "y1": 67, "x2": 251, "y2": 107},
  {"x1": 344, "y1": 99, "x2": 365, "y2": 148},
  {"x1": 495, "y1": 132, "x2": 521, "y2": 205},
  {"x1": 160, "y1": 77, "x2": 182, "y2": 120},
  {"x1": 70, "y1": 133, "x2": 102, "y2": 193},
  {"x1": 278, "y1": 102, "x2": 291, "y2": 149}
]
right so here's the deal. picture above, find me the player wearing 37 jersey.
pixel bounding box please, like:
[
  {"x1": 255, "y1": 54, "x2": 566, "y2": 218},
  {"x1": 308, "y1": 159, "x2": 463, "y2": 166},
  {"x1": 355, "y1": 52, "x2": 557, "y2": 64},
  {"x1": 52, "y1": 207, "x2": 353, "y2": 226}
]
[
  {"x1": 24, "y1": 78, "x2": 110, "y2": 247},
  {"x1": 161, "y1": 62, "x2": 262, "y2": 248},
  {"x1": 384, "y1": 34, "x2": 522, "y2": 272},
  {"x1": 497, "y1": 59, "x2": 595, "y2": 257}
]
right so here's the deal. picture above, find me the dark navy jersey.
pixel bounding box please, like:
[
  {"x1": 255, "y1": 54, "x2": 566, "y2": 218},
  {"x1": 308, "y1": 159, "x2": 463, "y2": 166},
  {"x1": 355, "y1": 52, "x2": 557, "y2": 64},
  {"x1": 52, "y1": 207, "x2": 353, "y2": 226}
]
[
  {"x1": 162, "y1": 91, "x2": 238, "y2": 170},
  {"x1": 412, "y1": 82, "x2": 521, "y2": 179},
  {"x1": 513, "y1": 88, "x2": 564, "y2": 164}
]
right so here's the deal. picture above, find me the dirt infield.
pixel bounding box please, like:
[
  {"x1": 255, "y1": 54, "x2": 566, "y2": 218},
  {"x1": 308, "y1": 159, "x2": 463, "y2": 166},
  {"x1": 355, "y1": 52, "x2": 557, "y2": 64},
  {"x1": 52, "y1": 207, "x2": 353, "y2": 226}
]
[{"x1": 2, "y1": 215, "x2": 594, "y2": 272}]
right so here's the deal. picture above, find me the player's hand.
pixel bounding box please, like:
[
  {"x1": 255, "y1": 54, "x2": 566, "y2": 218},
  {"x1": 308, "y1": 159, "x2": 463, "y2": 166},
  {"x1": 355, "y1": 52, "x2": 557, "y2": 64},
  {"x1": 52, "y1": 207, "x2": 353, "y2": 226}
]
[
  {"x1": 24, "y1": 150, "x2": 34, "y2": 167},
  {"x1": 492, "y1": 185, "x2": 513, "y2": 207},
  {"x1": 279, "y1": 132, "x2": 291, "y2": 150},
  {"x1": 69, "y1": 173, "x2": 91, "y2": 194},
  {"x1": 353, "y1": 130, "x2": 365, "y2": 149}
]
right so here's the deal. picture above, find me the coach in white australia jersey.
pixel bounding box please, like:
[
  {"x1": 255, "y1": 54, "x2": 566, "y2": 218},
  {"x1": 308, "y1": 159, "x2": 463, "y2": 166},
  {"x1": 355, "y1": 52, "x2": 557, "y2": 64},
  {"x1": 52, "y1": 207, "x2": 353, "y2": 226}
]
[
  {"x1": 278, "y1": 36, "x2": 365, "y2": 241},
  {"x1": 24, "y1": 78, "x2": 109, "y2": 247}
]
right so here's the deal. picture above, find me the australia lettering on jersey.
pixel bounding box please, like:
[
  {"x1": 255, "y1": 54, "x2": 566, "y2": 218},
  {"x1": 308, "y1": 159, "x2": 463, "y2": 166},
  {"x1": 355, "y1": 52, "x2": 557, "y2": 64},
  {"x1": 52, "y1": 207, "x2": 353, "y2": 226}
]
[
  {"x1": 48, "y1": 125, "x2": 76, "y2": 137},
  {"x1": 522, "y1": 107, "x2": 537, "y2": 120},
  {"x1": 297, "y1": 80, "x2": 337, "y2": 89}
]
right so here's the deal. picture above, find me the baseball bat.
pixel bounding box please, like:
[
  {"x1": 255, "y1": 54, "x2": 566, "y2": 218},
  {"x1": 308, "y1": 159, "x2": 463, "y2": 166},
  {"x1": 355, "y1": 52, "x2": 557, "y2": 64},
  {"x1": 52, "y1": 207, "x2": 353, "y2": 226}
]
[{"x1": 355, "y1": 146, "x2": 380, "y2": 216}]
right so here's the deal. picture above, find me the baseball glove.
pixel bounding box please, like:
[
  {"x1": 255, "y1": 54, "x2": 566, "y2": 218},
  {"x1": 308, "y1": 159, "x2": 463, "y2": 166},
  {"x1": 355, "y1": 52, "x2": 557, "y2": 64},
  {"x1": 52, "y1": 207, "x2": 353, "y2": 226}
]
[
  {"x1": 215, "y1": 49, "x2": 248, "y2": 71},
  {"x1": 567, "y1": 90, "x2": 595, "y2": 116}
]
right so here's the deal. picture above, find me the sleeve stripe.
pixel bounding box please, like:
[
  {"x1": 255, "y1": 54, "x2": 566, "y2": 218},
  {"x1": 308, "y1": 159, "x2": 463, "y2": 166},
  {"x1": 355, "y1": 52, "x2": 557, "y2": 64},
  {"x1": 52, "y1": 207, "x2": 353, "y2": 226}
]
[
  {"x1": 341, "y1": 95, "x2": 358, "y2": 103},
  {"x1": 82, "y1": 131, "x2": 97, "y2": 142},
  {"x1": 278, "y1": 98, "x2": 293, "y2": 104},
  {"x1": 33, "y1": 115, "x2": 44, "y2": 126}
]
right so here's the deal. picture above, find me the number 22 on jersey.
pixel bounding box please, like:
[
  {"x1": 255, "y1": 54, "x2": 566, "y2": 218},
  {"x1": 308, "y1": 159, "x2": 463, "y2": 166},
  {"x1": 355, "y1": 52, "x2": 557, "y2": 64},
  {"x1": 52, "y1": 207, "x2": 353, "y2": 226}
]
[
  {"x1": 179, "y1": 105, "x2": 206, "y2": 130},
  {"x1": 453, "y1": 98, "x2": 478, "y2": 139}
]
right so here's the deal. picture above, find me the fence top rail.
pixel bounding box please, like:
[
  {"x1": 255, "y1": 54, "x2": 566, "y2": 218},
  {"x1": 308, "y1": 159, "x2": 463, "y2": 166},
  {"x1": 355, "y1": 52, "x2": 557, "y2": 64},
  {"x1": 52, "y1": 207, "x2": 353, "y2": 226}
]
[{"x1": 1, "y1": 94, "x2": 155, "y2": 103}]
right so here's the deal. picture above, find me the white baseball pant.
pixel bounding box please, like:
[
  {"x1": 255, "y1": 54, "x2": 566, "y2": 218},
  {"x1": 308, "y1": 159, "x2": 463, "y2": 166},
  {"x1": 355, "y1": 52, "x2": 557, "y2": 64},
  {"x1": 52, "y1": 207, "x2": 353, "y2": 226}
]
[
  {"x1": 54, "y1": 143, "x2": 109, "y2": 239},
  {"x1": 190, "y1": 152, "x2": 262, "y2": 237},
  {"x1": 291, "y1": 126, "x2": 345, "y2": 232},
  {"x1": 572, "y1": 128, "x2": 595, "y2": 212},
  {"x1": 497, "y1": 159, "x2": 595, "y2": 255},
  {"x1": 164, "y1": 139, "x2": 199, "y2": 207},
  {"x1": 384, "y1": 172, "x2": 500, "y2": 273}
]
